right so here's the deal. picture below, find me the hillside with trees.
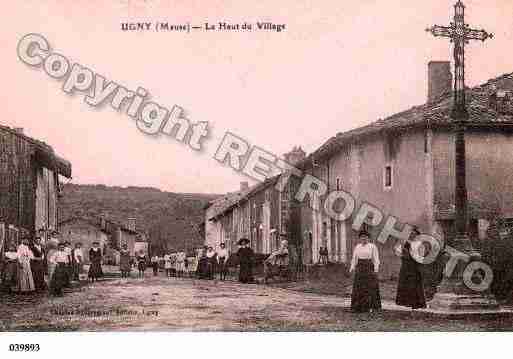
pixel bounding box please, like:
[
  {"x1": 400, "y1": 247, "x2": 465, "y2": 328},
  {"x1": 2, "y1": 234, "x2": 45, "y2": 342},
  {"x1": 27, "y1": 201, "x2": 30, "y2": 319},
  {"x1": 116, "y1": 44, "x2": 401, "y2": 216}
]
[{"x1": 58, "y1": 183, "x2": 220, "y2": 254}]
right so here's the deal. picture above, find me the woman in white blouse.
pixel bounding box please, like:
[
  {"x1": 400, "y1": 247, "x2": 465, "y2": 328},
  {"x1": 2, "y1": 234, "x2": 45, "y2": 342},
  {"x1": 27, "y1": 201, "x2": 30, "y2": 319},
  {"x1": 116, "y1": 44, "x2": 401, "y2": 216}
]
[{"x1": 350, "y1": 229, "x2": 382, "y2": 313}]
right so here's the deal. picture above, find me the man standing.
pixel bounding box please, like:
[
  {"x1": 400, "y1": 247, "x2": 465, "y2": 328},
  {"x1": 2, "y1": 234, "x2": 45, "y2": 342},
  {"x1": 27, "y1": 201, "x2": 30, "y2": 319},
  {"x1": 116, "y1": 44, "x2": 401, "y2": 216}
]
[
  {"x1": 30, "y1": 236, "x2": 47, "y2": 292},
  {"x1": 150, "y1": 254, "x2": 160, "y2": 276},
  {"x1": 63, "y1": 241, "x2": 73, "y2": 287}
]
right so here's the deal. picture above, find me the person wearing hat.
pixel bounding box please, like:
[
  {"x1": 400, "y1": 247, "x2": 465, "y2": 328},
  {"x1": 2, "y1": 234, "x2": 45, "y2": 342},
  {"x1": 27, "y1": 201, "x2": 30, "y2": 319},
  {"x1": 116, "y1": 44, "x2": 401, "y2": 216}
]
[
  {"x1": 30, "y1": 235, "x2": 47, "y2": 291},
  {"x1": 349, "y1": 229, "x2": 381, "y2": 313},
  {"x1": 119, "y1": 244, "x2": 132, "y2": 278},
  {"x1": 236, "y1": 238, "x2": 254, "y2": 283},
  {"x1": 217, "y1": 243, "x2": 229, "y2": 281},
  {"x1": 49, "y1": 242, "x2": 70, "y2": 296},
  {"x1": 395, "y1": 228, "x2": 426, "y2": 310},
  {"x1": 88, "y1": 241, "x2": 103, "y2": 282},
  {"x1": 196, "y1": 246, "x2": 209, "y2": 279}
]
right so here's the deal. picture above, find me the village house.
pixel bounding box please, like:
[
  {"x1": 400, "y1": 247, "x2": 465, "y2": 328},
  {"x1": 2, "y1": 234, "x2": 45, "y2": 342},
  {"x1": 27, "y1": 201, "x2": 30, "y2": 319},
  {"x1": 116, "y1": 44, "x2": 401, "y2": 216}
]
[
  {"x1": 204, "y1": 147, "x2": 305, "y2": 254},
  {"x1": 206, "y1": 63, "x2": 513, "y2": 288},
  {"x1": 59, "y1": 216, "x2": 148, "y2": 264},
  {"x1": 0, "y1": 126, "x2": 72, "y2": 249},
  {"x1": 294, "y1": 62, "x2": 513, "y2": 283}
]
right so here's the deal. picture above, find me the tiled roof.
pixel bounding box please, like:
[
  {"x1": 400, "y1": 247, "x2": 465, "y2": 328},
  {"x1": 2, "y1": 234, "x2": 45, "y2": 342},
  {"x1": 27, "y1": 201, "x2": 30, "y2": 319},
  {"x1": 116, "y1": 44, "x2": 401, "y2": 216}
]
[
  {"x1": 207, "y1": 175, "x2": 281, "y2": 220},
  {"x1": 302, "y1": 72, "x2": 513, "y2": 165}
]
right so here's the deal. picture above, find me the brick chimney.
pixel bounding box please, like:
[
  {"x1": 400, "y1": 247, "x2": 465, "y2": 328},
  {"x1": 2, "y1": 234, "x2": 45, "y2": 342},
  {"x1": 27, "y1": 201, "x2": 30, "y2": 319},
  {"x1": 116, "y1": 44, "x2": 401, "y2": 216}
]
[
  {"x1": 283, "y1": 146, "x2": 306, "y2": 166},
  {"x1": 240, "y1": 182, "x2": 249, "y2": 191},
  {"x1": 428, "y1": 61, "x2": 452, "y2": 103}
]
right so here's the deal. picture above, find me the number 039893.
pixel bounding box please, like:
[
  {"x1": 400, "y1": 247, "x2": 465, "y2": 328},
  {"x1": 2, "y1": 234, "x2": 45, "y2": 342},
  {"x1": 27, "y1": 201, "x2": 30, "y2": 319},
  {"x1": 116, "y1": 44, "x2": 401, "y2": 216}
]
[{"x1": 8, "y1": 344, "x2": 40, "y2": 352}]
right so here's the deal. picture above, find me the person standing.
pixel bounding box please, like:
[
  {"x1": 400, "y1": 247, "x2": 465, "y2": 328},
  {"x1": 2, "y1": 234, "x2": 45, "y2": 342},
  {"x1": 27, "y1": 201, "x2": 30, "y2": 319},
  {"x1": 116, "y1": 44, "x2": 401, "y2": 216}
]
[
  {"x1": 63, "y1": 241, "x2": 73, "y2": 287},
  {"x1": 72, "y1": 243, "x2": 84, "y2": 282},
  {"x1": 237, "y1": 238, "x2": 254, "y2": 284},
  {"x1": 17, "y1": 238, "x2": 35, "y2": 293},
  {"x1": 163, "y1": 253, "x2": 172, "y2": 278},
  {"x1": 88, "y1": 241, "x2": 103, "y2": 283},
  {"x1": 30, "y1": 236, "x2": 47, "y2": 291},
  {"x1": 217, "y1": 243, "x2": 229, "y2": 281},
  {"x1": 319, "y1": 246, "x2": 329, "y2": 265},
  {"x1": 206, "y1": 247, "x2": 217, "y2": 280},
  {"x1": 136, "y1": 251, "x2": 147, "y2": 279},
  {"x1": 150, "y1": 254, "x2": 159, "y2": 276},
  {"x1": 176, "y1": 251, "x2": 186, "y2": 278},
  {"x1": 350, "y1": 229, "x2": 382, "y2": 313},
  {"x1": 395, "y1": 229, "x2": 427, "y2": 310},
  {"x1": 196, "y1": 247, "x2": 209, "y2": 279},
  {"x1": 119, "y1": 244, "x2": 131, "y2": 278},
  {"x1": 2, "y1": 244, "x2": 19, "y2": 293},
  {"x1": 49, "y1": 243, "x2": 70, "y2": 296}
]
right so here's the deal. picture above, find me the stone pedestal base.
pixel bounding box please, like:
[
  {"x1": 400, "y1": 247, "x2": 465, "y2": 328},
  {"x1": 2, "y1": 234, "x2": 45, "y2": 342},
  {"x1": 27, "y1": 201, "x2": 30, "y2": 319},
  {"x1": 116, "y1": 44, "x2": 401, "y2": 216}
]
[{"x1": 429, "y1": 235, "x2": 499, "y2": 313}]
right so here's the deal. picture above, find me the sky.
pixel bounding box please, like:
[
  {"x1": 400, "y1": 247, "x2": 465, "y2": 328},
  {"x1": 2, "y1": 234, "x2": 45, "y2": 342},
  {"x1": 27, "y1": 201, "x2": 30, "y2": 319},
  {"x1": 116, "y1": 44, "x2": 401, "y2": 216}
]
[{"x1": 2, "y1": 0, "x2": 512, "y2": 194}]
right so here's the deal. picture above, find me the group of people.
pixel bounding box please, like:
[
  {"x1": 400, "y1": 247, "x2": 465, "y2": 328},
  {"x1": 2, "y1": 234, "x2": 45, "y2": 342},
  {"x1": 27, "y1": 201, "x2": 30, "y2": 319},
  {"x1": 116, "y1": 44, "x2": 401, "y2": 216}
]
[
  {"x1": 349, "y1": 228, "x2": 427, "y2": 313},
  {"x1": 1, "y1": 233, "x2": 105, "y2": 297},
  {"x1": 196, "y1": 242, "x2": 230, "y2": 280}
]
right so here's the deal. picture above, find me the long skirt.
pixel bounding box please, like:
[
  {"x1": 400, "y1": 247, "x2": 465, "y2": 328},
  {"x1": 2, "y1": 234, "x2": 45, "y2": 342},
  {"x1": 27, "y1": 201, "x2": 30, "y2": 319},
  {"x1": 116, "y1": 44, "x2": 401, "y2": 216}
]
[
  {"x1": 30, "y1": 259, "x2": 47, "y2": 291},
  {"x1": 18, "y1": 257, "x2": 35, "y2": 293},
  {"x1": 50, "y1": 263, "x2": 67, "y2": 296},
  {"x1": 197, "y1": 258, "x2": 209, "y2": 279},
  {"x1": 239, "y1": 262, "x2": 253, "y2": 283},
  {"x1": 1, "y1": 260, "x2": 18, "y2": 292},
  {"x1": 88, "y1": 261, "x2": 103, "y2": 279},
  {"x1": 351, "y1": 259, "x2": 381, "y2": 313},
  {"x1": 120, "y1": 257, "x2": 131, "y2": 274},
  {"x1": 218, "y1": 258, "x2": 227, "y2": 279},
  {"x1": 395, "y1": 259, "x2": 426, "y2": 309},
  {"x1": 137, "y1": 261, "x2": 146, "y2": 272}
]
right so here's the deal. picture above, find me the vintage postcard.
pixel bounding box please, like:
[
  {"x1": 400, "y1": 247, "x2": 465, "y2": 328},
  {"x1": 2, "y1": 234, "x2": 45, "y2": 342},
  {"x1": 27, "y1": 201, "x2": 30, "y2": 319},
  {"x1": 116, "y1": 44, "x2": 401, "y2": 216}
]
[{"x1": 1, "y1": 0, "x2": 513, "y2": 350}]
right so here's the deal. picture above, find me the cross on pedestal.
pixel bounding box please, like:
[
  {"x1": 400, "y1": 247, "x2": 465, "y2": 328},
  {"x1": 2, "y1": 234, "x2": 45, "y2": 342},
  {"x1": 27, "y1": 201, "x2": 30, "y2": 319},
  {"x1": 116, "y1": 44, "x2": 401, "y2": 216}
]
[{"x1": 426, "y1": 1, "x2": 498, "y2": 312}]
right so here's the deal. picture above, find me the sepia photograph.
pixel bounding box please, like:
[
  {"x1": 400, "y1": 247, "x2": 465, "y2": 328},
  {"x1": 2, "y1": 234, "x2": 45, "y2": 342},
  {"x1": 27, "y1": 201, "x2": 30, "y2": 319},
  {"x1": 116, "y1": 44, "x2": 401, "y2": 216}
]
[{"x1": 1, "y1": 0, "x2": 513, "y2": 356}]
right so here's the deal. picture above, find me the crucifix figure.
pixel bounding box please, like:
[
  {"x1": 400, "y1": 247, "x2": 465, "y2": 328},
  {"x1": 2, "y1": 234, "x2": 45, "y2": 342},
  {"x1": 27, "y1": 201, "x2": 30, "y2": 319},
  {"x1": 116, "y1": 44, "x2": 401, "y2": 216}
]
[{"x1": 426, "y1": 0, "x2": 493, "y2": 244}]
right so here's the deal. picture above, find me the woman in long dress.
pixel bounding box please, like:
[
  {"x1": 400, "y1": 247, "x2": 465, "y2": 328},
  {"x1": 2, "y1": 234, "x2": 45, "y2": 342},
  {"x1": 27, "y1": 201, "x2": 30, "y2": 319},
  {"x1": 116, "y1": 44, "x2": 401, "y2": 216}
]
[
  {"x1": 196, "y1": 247, "x2": 209, "y2": 279},
  {"x1": 30, "y1": 236, "x2": 47, "y2": 291},
  {"x1": 17, "y1": 238, "x2": 35, "y2": 293},
  {"x1": 2, "y1": 244, "x2": 19, "y2": 293},
  {"x1": 136, "y1": 252, "x2": 147, "y2": 278},
  {"x1": 88, "y1": 242, "x2": 103, "y2": 282},
  {"x1": 395, "y1": 229, "x2": 427, "y2": 309},
  {"x1": 350, "y1": 230, "x2": 381, "y2": 313},
  {"x1": 217, "y1": 243, "x2": 229, "y2": 281},
  {"x1": 119, "y1": 245, "x2": 131, "y2": 278},
  {"x1": 49, "y1": 243, "x2": 70, "y2": 296},
  {"x1": 237, "y1": 238, "x2": 254, "y2": 283}
]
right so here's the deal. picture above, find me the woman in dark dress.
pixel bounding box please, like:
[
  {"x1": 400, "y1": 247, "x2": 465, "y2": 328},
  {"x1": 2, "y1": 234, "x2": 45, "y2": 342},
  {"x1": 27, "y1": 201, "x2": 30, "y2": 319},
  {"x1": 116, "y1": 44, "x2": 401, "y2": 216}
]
[
  {"x1": 395, "y1": 229, "x2": 427, "y2": 309},
  {"x1": 350, "y1": 230, "x2": 382, "y2": 313},
  {"x1": 30, "y1": 236, "x2": 47, "y2": 291},
  {"x1": 49, "y1": 242, "x2": 70, "y2": 296},
  {"x1": 136, "y1": 252, "x2": 147, "y2": 278},
  {"x1": 88, "y1": 242, "x2": 103, "y2": 282},
  {"x1": 196, "y1": 246, "x2": 209, "y2": 279},
  {"x1": 237, "y1": 238, "x2": 254, "y2": 283}
]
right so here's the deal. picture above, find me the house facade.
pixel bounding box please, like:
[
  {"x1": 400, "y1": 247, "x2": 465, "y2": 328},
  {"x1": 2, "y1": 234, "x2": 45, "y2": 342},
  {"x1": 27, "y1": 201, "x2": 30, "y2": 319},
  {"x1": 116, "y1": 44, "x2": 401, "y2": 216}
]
[
  {"x1": 0, "y1": 126, "x2": 71, "y2": 250},
  {"x1": 206, "y1": 63, "x2": 513, "y2": 286},
  {"x1": 295, "y1": 63, "x2": 513, "y2": 282}
]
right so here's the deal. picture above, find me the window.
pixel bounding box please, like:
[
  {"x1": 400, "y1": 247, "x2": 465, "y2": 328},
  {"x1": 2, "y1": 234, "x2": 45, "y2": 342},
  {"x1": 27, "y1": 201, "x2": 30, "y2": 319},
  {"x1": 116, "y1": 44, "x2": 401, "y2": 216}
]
[{"x1": 384, "y1": 165, "x2": 393, "y2": 189}]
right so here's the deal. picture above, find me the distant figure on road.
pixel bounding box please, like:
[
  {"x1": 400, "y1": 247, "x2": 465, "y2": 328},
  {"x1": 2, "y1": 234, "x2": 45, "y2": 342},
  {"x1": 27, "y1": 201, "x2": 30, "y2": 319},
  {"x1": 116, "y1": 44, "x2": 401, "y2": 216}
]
[
  {"x1": 350, "y1": 229, "x2": 382, "y2": 313},
  {"x1": 88, "y1": 241, "x2": 103, "y2": 283},
  {"x1": 217, "y1": 243, "x2": 229, "y2": 281},
  {"x1": 176, "y1": 251, "x2": 186, "y2": 278},
  {"x1": 319, "y1": 246, "x2": 329, "y2": 265},
  {"x1": 151, "y1": 255, "x2": 159, "y2": 276},
  {"x1": 136, "y1": 251, "x2": 147, "y2": 278},
  {"x1": 237, "y1": 238, "x2": 254, "y2": 284},
  {"x1": 395, "y1": 228, "x2": 426, "y2": 310},
  {"x1": 164, "y1": 253, "x2": 172, "y2": 277},
  {"x1": 119, "y1": 244, "x2": 131, "y2": 278}
]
